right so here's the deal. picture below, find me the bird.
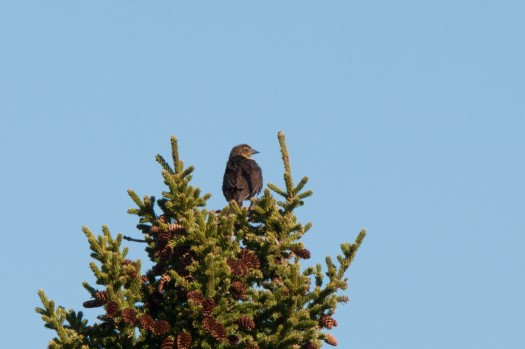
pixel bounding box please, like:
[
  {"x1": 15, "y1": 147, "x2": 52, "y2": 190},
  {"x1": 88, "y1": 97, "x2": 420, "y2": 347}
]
[{"x1": 222, "y1": 144, "x2": 263, "y2": 207}]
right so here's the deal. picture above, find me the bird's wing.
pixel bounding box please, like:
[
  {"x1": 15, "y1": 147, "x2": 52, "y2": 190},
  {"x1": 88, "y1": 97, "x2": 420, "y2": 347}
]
[
  {"x1": 223, "y1": 157, "x2": 250, "y2": 201},
  {"x1": 246, "y1": 160, "x2": 263, "y2": 195}
]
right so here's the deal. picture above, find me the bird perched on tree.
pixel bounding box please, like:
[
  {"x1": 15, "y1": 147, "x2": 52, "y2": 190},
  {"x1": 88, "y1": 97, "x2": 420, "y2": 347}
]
[{"x1": 222, "y1": 144, "x2": 263, "y2": 207}]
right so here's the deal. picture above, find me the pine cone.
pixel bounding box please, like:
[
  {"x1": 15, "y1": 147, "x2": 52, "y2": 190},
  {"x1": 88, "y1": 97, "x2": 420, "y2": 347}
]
[
  {"x1": 294, "y1": 248, "x2": 311, "y2": 259},
  {"x1": 94, "y1": 290, "x2": 108, "y2": 302},
  {"x1": 230, "y1": 281, "x2": 247, "y2": 300},
  {"x1": 121, "y1": 308, "x2": 137, "y2": 325},
  {"x1": 324, "y1": 333, "x2": 338, "y2": 346},
  {"x1": 105, "y1": 301, "x2": 120, "y2": 318},
  {"x1": 240, "y1": 249, "x2": 260, "y2": 269},
  {"x1": 201, "y1": 299, "x2": 216, "y2": 317},
  {"x1": 122, "y1": 259, "x2": 139, "y2": 279},
  {"x1": 160, "y1": 273, "x2": 171, "y2": 283},
  {"x1": 202, "y1": 316, "x2": 213, "y2": 332},
  {"x1": 202, "y1": 316, "x2": 227, "y2": 342},
  {"x1": 227, "y1": 249, "x2": 260, "y2": 278},
  {"x1": 139, "y1": 314, "x2": 155, "y2": 331},
  {"x1": 161, "y1": 336, "x2": 175, "y2": 349},
  {"x1": 159, "y1": 273, "x2": 172, "y2": 292},
  {"x1": 153, "y1": 222, "x2": 183, "y2": 240},
  {"x1": 238, "y1": 315, "x2": 255, "y2": 330},
  {"x1": 228, "y1": 335, "x2": 240, "y2": 346},
  {"x1": 122, "y1": 259, "x2": 134, "y2": 266},
  {"x1": 177, "y1": 332, "x2": 192, "y2": 349},
  {"x1": 83, "y1": 298, "x2": 106, "y2": 308},
  {"x1": 213, "y1": 322, "x2": 227, "y2": 341},
  {"x1": 157, "y1": 230, "x2": 173, "y2": 245},
  {"x1": 320, "y1": 315, "x2": 338, "y2": 329},
  {"x1": 187, "y1": 290, "x2": 204, "y2": 304},
  {"x1": 152, "y1": 320, "x2": 170, "y2": 336},
  {"x1": 227, "y1": 258, "x2": 248, "y2": 277},
  {"x1": 166, "y1": 223, "x2": 184, "y2": 232},
  {"x1": 159, "y1": 245, "x2": 175, "y2": 261}
]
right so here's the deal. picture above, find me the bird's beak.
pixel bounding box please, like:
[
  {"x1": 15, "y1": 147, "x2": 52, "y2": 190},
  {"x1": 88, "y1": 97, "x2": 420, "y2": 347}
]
[{"x1": 251, "y1": 149, "x2": 259, "y2": 155}]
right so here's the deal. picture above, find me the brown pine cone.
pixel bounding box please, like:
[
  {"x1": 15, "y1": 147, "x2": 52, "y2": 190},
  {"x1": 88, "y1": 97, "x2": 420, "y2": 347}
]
[
  {"x1": 227, "y1": 258, "x2": 248, "y2": 277},
  {"x1": 238, "y1": 315, "x2": 255, "y2": 330},
  {"x1": 303, "y1": 342, "x2": 319, "y2": 349},
  {"x1": 201, "y1": 299, "x2": 216, "y2": 317},
  {"x1": 121, "y1": 308, "x2": 137, "y2": 325},
  {"x1": 105, "y1": 301, "x2": 120, "y2": 318},
  {"x1": 153, "y1": 244, "x2": 174, "y2": 263},
  {"x1": 94, "y1": 290, "x2": 108, "y2": 302},
  {"x1": 240, "y1": 249, "x2": 260, "y2": 269},
  {"x1": 122, "y1": 259, "x2": 139, "y2": 279},
  {"x1": 202, "y1": 316, "x2": 213, "y2": 332},
  {"x1": 166, "y1": 223, "x2": 184, "y2": 233},
  {"x1": 177, "y1": 332, "x2": 192, "y2": 349},
  {"x1": 187, "y1": 290, "x2": 204, "y2": 304},
  {"x1": 160, "y1": 336, "x2": 175, "y2": 349},
  {"x1": 122, "y1": 259, "x2": 134, "y2": 266},
  {"x1": 324, "y1": 333, "x2": 338, "y2": 346},
  {"x1": 159, "y1": 273, "x2": 172, "y2": 292},
  {"x1": 213, "y1": 321, "x2": 227, "y2": 341},
  {"x1": 294, "y1": 248, "x2": 311, "y2": 259},
  {"x1": 157, "y1": 230, "x2": 173, "y2": 245},
  {"x1": 202, "y1": 317, "x2": 227, "y2": 342},
  {"x1": 152, "y1": 320, "x2": 170, "y2": 336},
  {"x1": 83, "y1": 298, "x2": 105, "y2": 308},
  {"x1": 227, "y1": 335, "x2": 240, "y2": 346},
  {"x1": 139, "y1": 314, "x2": 155, "y2": 331},
  {"x1": 320, "y1": 315, "x2": 338, "y2": 329},
  {"x1": 230, "y1": 281, "x2": 247, "y2": 300}
]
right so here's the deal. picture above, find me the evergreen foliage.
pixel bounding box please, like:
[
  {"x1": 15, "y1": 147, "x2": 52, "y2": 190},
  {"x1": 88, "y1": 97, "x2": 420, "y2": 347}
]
[{"x1": 36, "y1": 132, "x2": 366, "y2": 348}]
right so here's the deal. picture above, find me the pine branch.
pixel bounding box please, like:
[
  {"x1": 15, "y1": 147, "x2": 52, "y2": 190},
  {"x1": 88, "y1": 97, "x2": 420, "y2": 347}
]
[
  {"x1": 277, "y1": 131, "x2": 294, "y2": 196},
  {"x1": 123, "y1": 235, "x2": 148, "y2": 243},
  {"x1": 155, "y1": 153, "x2": 174, "y2": 174},
  {"x1": 37, "y1": 133, "x2": 366, "y2": 348},
  {"x1": 171, "y1": 135, "x2": 183, "y2": 174}
]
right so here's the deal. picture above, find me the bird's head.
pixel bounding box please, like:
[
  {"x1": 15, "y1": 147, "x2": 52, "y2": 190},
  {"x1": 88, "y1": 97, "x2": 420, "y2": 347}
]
[{"x1": 229, "y1": 144, "x2": 259, "y2": 159}]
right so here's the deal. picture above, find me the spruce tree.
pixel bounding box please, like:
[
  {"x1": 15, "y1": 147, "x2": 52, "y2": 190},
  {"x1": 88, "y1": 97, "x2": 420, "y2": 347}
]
[{"x1": 36, "y1": 132, "x2": 366, "y2": 348}]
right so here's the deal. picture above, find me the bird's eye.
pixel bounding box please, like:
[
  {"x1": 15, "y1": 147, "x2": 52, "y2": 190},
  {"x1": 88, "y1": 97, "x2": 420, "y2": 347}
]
[{"x1": 244, "y1": 147, "x2": 250, "y2": 152}]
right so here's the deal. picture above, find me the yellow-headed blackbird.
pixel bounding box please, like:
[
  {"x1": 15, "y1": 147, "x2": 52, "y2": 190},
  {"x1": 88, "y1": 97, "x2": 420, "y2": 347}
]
[{"x1": 222, "y1": 144, "x2": 263, "y2": 206}]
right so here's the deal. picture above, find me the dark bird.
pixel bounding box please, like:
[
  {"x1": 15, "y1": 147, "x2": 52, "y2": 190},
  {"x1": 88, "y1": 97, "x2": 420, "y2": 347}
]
[{"x1": 222, "y1": 144, "x2": 263, "y2": 207}]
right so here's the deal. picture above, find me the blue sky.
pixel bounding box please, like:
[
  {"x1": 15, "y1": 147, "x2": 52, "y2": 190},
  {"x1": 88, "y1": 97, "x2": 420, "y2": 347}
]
[{"x1": 1, "y1": 1, "x2": 524, "y2": 347}]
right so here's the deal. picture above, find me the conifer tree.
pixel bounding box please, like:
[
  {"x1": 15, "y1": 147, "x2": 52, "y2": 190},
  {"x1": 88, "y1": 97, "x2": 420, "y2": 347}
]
[{"x1": 36, "y1": 132, "x2": 366, "y2": 348}]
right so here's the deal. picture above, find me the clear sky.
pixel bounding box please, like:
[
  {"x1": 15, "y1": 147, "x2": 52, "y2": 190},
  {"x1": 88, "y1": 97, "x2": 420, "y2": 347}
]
[{"x1": 1, "y1": 1, "x2": 524, "y2": 348}]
